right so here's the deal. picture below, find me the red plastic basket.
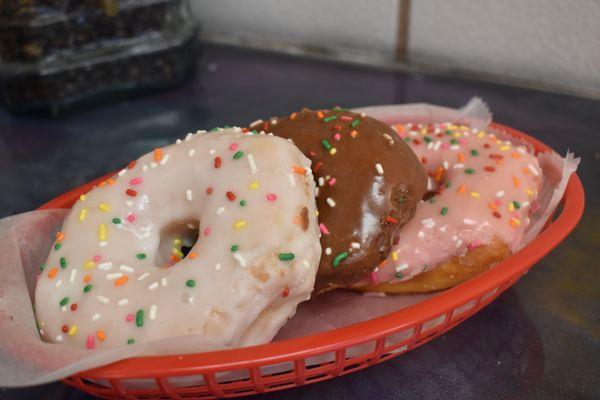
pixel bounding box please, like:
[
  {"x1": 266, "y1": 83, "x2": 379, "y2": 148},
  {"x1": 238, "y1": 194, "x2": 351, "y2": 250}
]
[{"x1": 39, "y1": 122, "x2": 584, "y2": 399}]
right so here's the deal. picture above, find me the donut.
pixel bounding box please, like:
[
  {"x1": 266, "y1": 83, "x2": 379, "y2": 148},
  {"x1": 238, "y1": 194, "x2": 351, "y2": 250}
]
[
  {"x1": 250, "y1": 108, "x2": 427, "y2": 292},
  {"x1": 356, "y1": 122, "x2": 542, "y2": 293},
  {"x1": 35, "y1": 128, "x2": 321, "y2": 349}
]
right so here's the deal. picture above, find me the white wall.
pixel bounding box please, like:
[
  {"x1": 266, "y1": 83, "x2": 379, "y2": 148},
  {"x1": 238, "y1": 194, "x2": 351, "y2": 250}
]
[{"x1": 190, "y1": 0, "x2": 600, "y2": 97}]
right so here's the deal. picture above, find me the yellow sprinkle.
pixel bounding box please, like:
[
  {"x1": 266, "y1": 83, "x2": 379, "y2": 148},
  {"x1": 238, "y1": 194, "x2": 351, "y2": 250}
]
[
  {"x1": 68, "y1": 325, "x2": 78, "y2": 336},
  {"x1": 420, "y1": 128, "x2": 427, "y2": 135},
  {"x1": 172, "y1": 248, "x2": 184, "y2": 258},
  {"x1": 453, "y1": 132, "x2": 462, "y2": 138},
  {"x1": 249, "y1": 181, "x2": 259, "y2": 190},
  {"x1": 99, "y1": 224, "x2": 107, "y2": 241},
  {"x1": 510, "y1": 218, "x2": 521, "y2": 227},
  {"x1": 79, "y1": 208, "x2": 87, "y2": 221},
  {"x1": 79, "y1": 194, "x2": 87, "y2": 201},
  {"x1": 470, "y1": 192, "x2": 480, "y2": 199},
  {"x1": 391, "y1": 252, "x2": 398, "y2": 261},
  {"x1": 98, "y1": 203, "x2": 110, "y2": 212},
  {"x1": 500, "y1": 145, "x2": 511, "y2": 151},
  {"x1": 234, "y1": 220, "x2": 247, "y2": 230},
  {"x1": 329, "y1": 148, "x2": 337, "y2": 155},
  {"x1": 83, "y1": 260, "x2": 95, "y2": 269},
  {"x1": 508, "y1": 202, "x2": 515, "y2": 212},
  {"x1": 477, "y1": 131, "x2": 485, "y2": 138},
  {"x1": 527, "y1": 189, "x2": 535, "y2": 198},
  {"x1": 173, "y1": 238, "x2": 182, "y2": 246}
]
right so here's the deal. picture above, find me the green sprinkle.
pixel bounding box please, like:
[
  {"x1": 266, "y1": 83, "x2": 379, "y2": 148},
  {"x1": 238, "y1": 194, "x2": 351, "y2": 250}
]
[
  {"x1": 135, "y1": 309, "x2": 144, "y2": 327},
  {"x1": 424, "y1": 136, "x2": 433, "y2": 143},
  {"x1": 186, "y1": 279, "x2": 196, "y2": 288},
  {"x1": 209, "y1": 127, "x2": 219, "y2": 132},
  {"x1": 450, "y1": 138, "x2": 458, "y2": 145},
  {"x1": 513, "y1": 201, "x2": 521, "y2": 209},
  {"x1": 445, "y1": 181, "x2": 452, "y2": 188},
  {"x1": 323, "y1": 116, "x2": 337, "y2": 122},
  {"x1": 40, "y1": 264, "x2": 46, "y2": 272},
  {"x1": 278, "y1": 253, "x2": 295, "y2": 261},
  {"x1": 239, "y1": 199, "x2": 247, "y2": 207},
  {"x1": 223, "y1": 125, "x2": 231, "y2": 129},
  {"x1": 251, "y1": 130, "x2": 258, "y2": 135},
  {"x1": 351, "y1": 119, "x2": 360, "y2": 128},
  {"x1": 428, "y1": 196, "x2": 436, "y2": 204},
  {"x1": 59, "y1": 257, "x2": 67, "y2": 269},
  {"x1": 470, "y1": 149, "x2": 479, "y2": 156},
  {"x1": 233, "y1": 151, "x2": 244, "y2": 160},
  {"x1": 441, "y1": 207, "x2": 448, "y2": 215},
  {"x1": 127, "y1": 338, "x2": 135, "y2": 345},
  {"x1": 54, "y1": 243, "x2": 62, "y2": 251},
  {"x1": 445, "y1": 130, "x2": 453, "y2": 135},
  {"x1": 230, "y1": 244, "x2": 239, "y2": 252},
  {"x1": 404, "y1": 137, "x2": 411, "y2": 142},
  {"x1": 112, "y1": 217, "x2": 121, "y2": 224},
  {"x1": 321, "y1": 139, "x2": 332, "y2": 151},
  {"x1": 465, "y1": 168, "x2": 475, "y2": 174},
  {"x1": 83, "y1": 284, "x2": 92, "y2": 293},
  {"x1": 59, "y1": 297, "x2": 69, "y2": 307},
  {"x1": 395, "y1": 272, "x2": 404, "y2": 279},
  {"x1": 136, "y1": 253, "x2": 146, "y2": 260},
  {"x1": 332, "y1": 252, "x2": 349, "y2": 268}
]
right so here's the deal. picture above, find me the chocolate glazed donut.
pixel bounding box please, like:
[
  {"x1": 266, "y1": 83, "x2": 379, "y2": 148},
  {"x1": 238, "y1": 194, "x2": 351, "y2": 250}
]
[{"x1": 251, "y1": 108, "x2": 427, "y2": 292}]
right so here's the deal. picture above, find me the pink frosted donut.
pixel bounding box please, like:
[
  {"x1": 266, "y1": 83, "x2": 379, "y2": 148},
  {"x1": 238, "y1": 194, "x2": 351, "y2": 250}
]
[
  {"x1": 363, "y1": 122, "x2": 543, "y2": 287},
  {"x1": 35, "y1": 128, "x2": 321, "y2": 349}
]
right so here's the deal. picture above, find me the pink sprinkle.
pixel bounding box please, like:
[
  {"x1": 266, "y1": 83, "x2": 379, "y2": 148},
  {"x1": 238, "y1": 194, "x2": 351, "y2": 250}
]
[
  {"x1": 370, "y1": 271, "x2": 378, "y2": 284},
  {"x1": 86, "y1": 335, "x2": 95, "y2": 349},
  {"x1": 229, "y1": 143, "x2": 238, "y2": 151},
  {"x1": 126, "y1": 314, "x2": 134, "y2": 322},
  {"x1": 467, "y1": 241, "x2": 481, "y2": 251},
  {"x1": 203, "y1": 227, "x2": 211, "y2": 236},
  {"x1": 129, "y1": 177, "x2": 143, "y2": 185},
  {"x1": 333, "y1": 133, "x2": 341, "y2": 141},
  {"x1": 127, "y1": 213, "x2": 136, "y2": 222},
  {"x1": 494, "y1": 199, "x2": 502, "y2": 206},
  {"x1": 514, "y1": 211, "x2": 521, "y2": 218},
  {"x1": 319, "y1": 223, "x2": 330, "y2": 235},
  {"x1": 441, "y1": 143, "x2": 449, "y2": 149},
  {"x1": 93, "y1": 255, "x2": 101, "y2": 262},
  {"x1": 328, "y1": 178, "x2": 337, "y2": 186},
  {"x1": 340, "y1": 116, "x2": 353, "y2": 121},
  {"x1": 265, "y1": 193, "x2": 277, "y2": 202},
  {"x1": 459, "y1": 138, "x2": 468, "y2": 145}
]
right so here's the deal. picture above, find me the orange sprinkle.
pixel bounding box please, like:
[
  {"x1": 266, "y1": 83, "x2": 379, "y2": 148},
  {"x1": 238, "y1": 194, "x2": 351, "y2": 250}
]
[
  {"x1": 153, "y1": 148, "x2": 162, "y2": 162},
  {"x1": 496, "y1": 159, "x2": 504, "y2": 166},
  {"x1": 83, "y1": 274, "x2": 92, "y2": 283},
  {"x1": 457, "y1": 185, "x2": 467, "y2": 194},
  {"x1": 96, "y1": 330, "x2": 106, "y2": 341},
  {"x1": 293, "y1": 216, "x2": 301, "y2": 225},
  {"x1": 290, "y1": 112, "x2": 297, "y2": 120},
  {"x1": 48, "y1": 267, "x2": 58, "y2": 279},
  {"x1": 510, "y1": 218, "x2": 521, "y2": 227},
  {"x1": 488, "y1": 202, "x2": 498, "y2": 211},
  {"x1": 114, "y1": 276, "x2": 129, "y2": 286},
  {"x1": 98, "y1": 181, "x2": 106, "y2": 187},
  {"x1": 513, "y1": 176, "x2": 521, "y2": 188},
  {"x1": 292, "y1": 166, "x2": 306, "y2": 175},
  {"x1": 434, "y1": 167, "x2": 444, "y2": 182},
  {"x1": 457, "y1": 153, "x2": 465, "y2": 163},
  {"x1": 395, "y1": 124, "x2": 405, "y2": 133},
  {"x1": 350, "y1": 130, "x2": 359, "y2": 138},
  {"x1": 55, "y1": 231, "x2": 65, "y2": 242},
  {"x1": 317, "y1": 111, "x2": 324, "y2": 119},
  {"x1": 188, "y1": 252, "x2": 198, "y2": 259},
  {"x1": 107, "y1": 178, "x2": 116, "y2": 185},
  {"x1": 127, "y1": 160, "x2": 136, "y2": 169},
  {"x1": 511, "y1": 152, "x2": 521, "y2": 159},
  {"x1": 170, "y1": 255, "x2": 180, "y2": 262}
]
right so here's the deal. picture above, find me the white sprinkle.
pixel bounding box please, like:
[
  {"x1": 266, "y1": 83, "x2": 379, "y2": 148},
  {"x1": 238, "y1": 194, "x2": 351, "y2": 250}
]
[
  {"x1": 350, "y1": 242, "x2": 361, "y2": 249},
  {"x1": 138, "y1": 272, "x2": 150, "y2": 281},
  {"x1": 318, "y1": 177, "x2": 325, "y2": 186},
  {"x1": 148, "y1": 282, "x2": 159, "y2": 290},
  {"x1": 209, "y1": 149, "x2": 216, "y2": 155},
  {"x1": 302, "y1": 259, "x2": 311, "y2": 269},
  {"x1": 126, "y1": 200, "x2": 134, "y2": 207},
  {"x1": 160, "y1": 277, "x2": 168, "y2": 286},
  {"x1": 421, "y1": 218, "x2": 436, "y2": 228},
  {"x1": 453, "y1": 163, "x2": 465, "y2": 169},
  {"x1": 149, "y1": 304, "x2": 157, "y2": 320},
  {"x1": 521, "y1": 201, "x2": 530, "y2": 208},
  {"x1": 188, "y1": 149, "x2": 195, "y2": 157},
  {"x1": 142, "y1": 164, "x2": 148, "y2": 171},
  {"x1": 61, "y1": 306, "x2": 67, "y2": 312},
  {"x1": 463, "y1": 218, "x2": 477, "y2": 225},
  {"x1": 106, "y1": 272, "x2": 122, "y2": 280},
  {"x1": 186, "y1": 189, "x2": 193, "y2": 202},
  {"x1": 150, "y1": 162, "x2": 157, "y2": 168},
  {"x1": 528, "y1": 163, "x2": 539, "y2": 176},
  {"x1": 418, "y1": 230, "x2": 426, "y2": 239},
  {"x1": 187, "y1": 223, "x2": 196, "y2": 229},
  {"x1": 250, "y1": 119, "x2": 263, "y2": 127},
  {"x1": 375, "y1": 163, "x2": 384, "y2": 175},
  {"x1": 117, "y1": 298, "x2": 129, "y2": 306},
  {"x1": 99, "y1": 241, "x2": 108, "y2": 247},
  {"x1": 443, "y1": 161, "x2": 449, "y2": 169},
  {"x1": 160, "y1": 154, "x2": 170, "y2": 165},
  {"x1": 91, "y1": 313, "x2": 100, "y2": 321},
  {"x1": 176, "y1": 139, "x2": 182, "y2": 144},
  {"x1": 55, "y1": 279, "x2": 62, "y2": 288},
  {"x1": 439, "y1": 225, "x2": 448, "y2": 232},
  {"x1": 69, "y1": 269, "x2": 77, "y2": 283},
  {"x1": 496, "y1": 190, "x2": 505, "y2": 198},
  {"x1": 217, "y1": 206, "x2": 226, "y2": 215},
  {"x1": 326, "y1": 198, "x2": 336, "y2": 207},
  {"x1": 427, "y1": 177, "x2": 434, "y2": 191},
  {"x1": 395, "y1": 263, "x2": 409, "y2": 272},
  {"x1": 287, "y1": 173, "x2": 296, "y2": 187},
  {"x1": 214, "y1": 262, "x2": 222, "y2": 271},
  {"x1": 118, "y1": 169, "x2": 127, "y2": 177},
  {"x1": 455, "y1": 239, "x2": 463, "y2": 248},
  {"x1": 325, "y1": 247, "x2": 332, "y2": 255},
  {"x1": 185, "y1": 294, "x2": 194, "y2": 304},
  {"x1": 197, "y1": 129, "x2": 206, "y2": 134},
  {"x1": 97, "y1": 295, "x2": 110, "y2": 304},
  {"x1": 185, "y1": 133, "x2": 193, "y2": 141},
  {"x1": 98, "y1": 261, "x2": 113, "y2": 271},
  {"x1": 427, "y1": 141, "x2": 434, "y2": 150},
  {"x1": 119, "y1": 264, "x2": 134, "y2": 273},
  {"x1": 450, "y1": 145, "x2": 460, "y2": 151},
  {"x1": 56, "y1": 335, "x2": 63, "y2": 342},
  {"x1": 233, "y1": 253, "x2": 246, "y2": 267},
  {"x1": 247, "y1": 153, "x2": 257, "y2": 174},
  {"x1": 518, "y1": 146, "x2": 527, "y2": 154},
  {"x1": 315, "y1": 187, "x2": 320, "y2": 197}
]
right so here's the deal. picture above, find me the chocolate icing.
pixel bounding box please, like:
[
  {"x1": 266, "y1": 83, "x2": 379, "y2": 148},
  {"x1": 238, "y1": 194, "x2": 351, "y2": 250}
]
[{"x1": 252, "y1": 108, "x2": 427, "y2": 292}]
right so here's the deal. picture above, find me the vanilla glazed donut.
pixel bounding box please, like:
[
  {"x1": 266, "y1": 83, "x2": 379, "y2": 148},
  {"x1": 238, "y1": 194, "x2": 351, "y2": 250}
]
[
  {"x1": 357, "y1": 122, "x2": 542, "y2": 292},
  {"x1": 35, "y1": 128, "x2": 321, "y2": 349}
]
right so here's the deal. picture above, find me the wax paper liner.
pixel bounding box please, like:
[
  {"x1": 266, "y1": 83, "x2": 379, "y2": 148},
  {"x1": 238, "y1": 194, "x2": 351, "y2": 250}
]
[{"x1": 0, "y1": 98, "x2": 579, "y2": 388}]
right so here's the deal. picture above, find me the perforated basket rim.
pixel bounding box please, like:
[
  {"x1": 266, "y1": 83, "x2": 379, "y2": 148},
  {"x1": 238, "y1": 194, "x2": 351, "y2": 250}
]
[{"x1": 38, "y1": 122, "x2": 584, "y2": 384}]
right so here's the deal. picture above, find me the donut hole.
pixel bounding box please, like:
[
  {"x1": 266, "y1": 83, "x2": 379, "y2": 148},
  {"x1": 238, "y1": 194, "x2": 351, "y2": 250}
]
[{"x1": 156, "y1": 219, "x2": 200, "y2": 267}]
